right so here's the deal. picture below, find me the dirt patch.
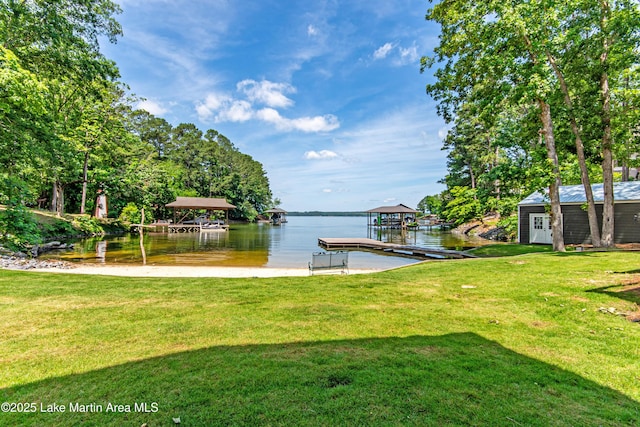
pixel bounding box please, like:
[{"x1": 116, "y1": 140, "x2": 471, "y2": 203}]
[
  {"x1": 530, "y1": 321, "x2": 556, "y2": 329},
  {"x1": 627, "y1": 311, "x2": 640, "y2": 323},
  {"x1": 540, "y1": 292, "x2": 561, "y2": 297},
  {"x1": 614, "y1": 243, "x2": 640, "y2": 251},
  {"x1": 570, "y1": 296, "x2": 590, "y2": 303},
  {"x1": 618, "y1": 276, "x2": 640, "y2": 288}
]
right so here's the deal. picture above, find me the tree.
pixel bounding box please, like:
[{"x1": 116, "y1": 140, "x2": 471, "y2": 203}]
[
  {"x1": 0, "y1": 0, "x2": 122, "y2": 83},
  {"x1": 591, "y1": 0, "x2": 640, "y2": 246},
  {"x1": 423, "y1": 0, "x2": 640, "y2": 249},
  {"x1": 0, "y1": 46, "x2": 49, "y2": 182},
  {"x1": 123, "y1": 114, "x2": 274, "y2": 222},
  {"x1": 0, "y1": 2, "x2": 276, "y2": 226},
  {"x1": 0, "y1": 0, "x2": 123, "y2": 216},
  {"x1": 442, "y1": 186, "x2": 482, "y2": 226},
  {"x1": 127, "y1": 110, "x2": 172, "y2": 158},
  {"x1": 72, "y1": 82, "x2": 134, "y2": 214},
  {"x1": 418, "y1": 194, "x2": 443, "y2": 216},
  {"x1": 613, "y1": 66, "x2": 640, "y2": 180},
  {"x1": 423, "y1": 0, "x2": 567, "y2": 250}
]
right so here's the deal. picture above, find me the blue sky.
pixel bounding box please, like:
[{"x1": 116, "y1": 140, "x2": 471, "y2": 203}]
[{"x1": 101, "y1": 0, "x2": 448, "y2": 212}]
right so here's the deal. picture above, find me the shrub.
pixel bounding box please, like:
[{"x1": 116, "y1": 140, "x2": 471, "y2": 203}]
[
  {"x1": 118, "y1": 203, "x2": 140, "y2": 224},
  {"x1": 41, "y1": 220, "x2": 76, "y2": 238},
  {"x1": 0, "y1": 177, "x2": 41, "y2": 251},
  {"x1": 71, "y1": 215, "x2": 105, "y2": 236},
  {"x1": 443, "y1": 186, "x2": 482, "y2": 226},
  {"x1": 497, "y1": 214, "x2": 518, "y2": 241},
  {"x1": 117, "y1": 203, "x2": 153, "y2": 224}
]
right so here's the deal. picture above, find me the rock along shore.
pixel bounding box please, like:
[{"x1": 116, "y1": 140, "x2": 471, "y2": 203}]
[{"x1": 0, "y1": 254, "x2": 74, "y2": 270}]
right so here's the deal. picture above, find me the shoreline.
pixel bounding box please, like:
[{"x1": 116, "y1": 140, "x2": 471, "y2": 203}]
[{"x1": 15, "y1": 263, "x2": 383, "y2": 278}]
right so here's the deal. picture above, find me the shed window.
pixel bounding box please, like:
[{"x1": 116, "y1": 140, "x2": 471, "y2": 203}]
[{"x1": 534, "y1": 216, "x2": 544, "y2": 230}]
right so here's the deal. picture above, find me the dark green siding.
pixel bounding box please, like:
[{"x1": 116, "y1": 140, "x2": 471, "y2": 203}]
[{"x1": 519, "y1": 203, "x2": 640, "y2": 245}]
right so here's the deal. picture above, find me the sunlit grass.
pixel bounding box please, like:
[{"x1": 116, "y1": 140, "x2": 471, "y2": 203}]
[
  {"x1": 468, "y1": 243, "x2": 554, "y2": 257},
  {"x1": 1, "y1": 251, "x2": 639, "y2": 425}
]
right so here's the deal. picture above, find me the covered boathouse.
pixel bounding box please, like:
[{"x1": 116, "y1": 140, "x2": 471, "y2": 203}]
[
  {"x1": 518, "y1": 181, "x2": 640, "y2": 245},
  {"x1": 366, "y1": 204, "x2": 418, "y2": 229},
  {"x1": 265, "y1": 208, "x2": 288, "y2": 225},
  {"x1": 165, "y1": 197, "x2": 236, "y2": 232}
]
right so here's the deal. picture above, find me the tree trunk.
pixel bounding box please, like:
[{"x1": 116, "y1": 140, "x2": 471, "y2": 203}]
[
  {"x1": 467, "y1": 160, "x2": 476, "y2": 190},
  {"x1": 622, "y1": 163, "x2": 629, "y2": 182},
  {"x1": 520, "y1": 34, "x2": 565, "y2": 251},
  {"x1": 51, "y1": 181, "x2": 64, "y2": 217},
  {"x1": 539, "y1": 100, "x2": 565, "y2": 252},
  {"x1": 601, "y1": 69, "x2": 615, "y2": 247},
  {"x1": 600, "y1": 0, "x2": 615, "y2": 248},
  {"x1": 546, "y1": 51, "x2": 602, "y2": 247},
  {"x1": 80, "y1": 151, "x2": 89, "y2": 215}
]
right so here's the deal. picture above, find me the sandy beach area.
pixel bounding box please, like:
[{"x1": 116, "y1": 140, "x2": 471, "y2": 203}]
[{"x1": 30, "y1": 264, "x2": 383, "y2": 278}]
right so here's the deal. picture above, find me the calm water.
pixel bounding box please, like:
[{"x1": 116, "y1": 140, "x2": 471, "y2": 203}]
[{"x1": 45, "y1": 216, "x2": 483, "y2": 269}]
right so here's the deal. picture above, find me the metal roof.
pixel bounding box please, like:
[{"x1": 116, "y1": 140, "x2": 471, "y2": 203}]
[
  {"x1": 519, "y1": 181, "x2": 640, "y2": 205},
  {"x1": 265, "y1": 208, "x2": 287, "y2": 214},
  {"x1": 166, "y1": 197, "x2": 236, "y2": 210},
  {"x1": 366, "y1": 204, "x2": 418, "y2": 214}
]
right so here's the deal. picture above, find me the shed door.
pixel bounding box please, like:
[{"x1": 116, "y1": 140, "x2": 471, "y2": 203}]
[{"x1": 529, "y1": 213, "x2": 553, "y2": 244}]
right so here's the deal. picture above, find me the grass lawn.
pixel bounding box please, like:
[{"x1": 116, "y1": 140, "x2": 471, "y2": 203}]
[
  {"x1": 467, "y1": 243, "x2": 555, "y2": 257},
  {"x1": 1, "y1": 252, "x2": 639, "y2": 426}
]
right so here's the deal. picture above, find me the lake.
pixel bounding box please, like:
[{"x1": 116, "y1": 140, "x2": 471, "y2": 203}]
[{"x1": 44, "y1": 216, "x2": 484, "y2": 269}]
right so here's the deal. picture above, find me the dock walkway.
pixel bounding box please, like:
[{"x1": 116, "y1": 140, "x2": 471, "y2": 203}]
[{"x1": 318, "y1": 237, "x2": 476, "y2": 260}]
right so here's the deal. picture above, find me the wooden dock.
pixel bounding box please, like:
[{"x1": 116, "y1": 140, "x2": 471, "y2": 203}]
[{"x1": 318, "y1": 237, "x2": 476, "y2": 260}]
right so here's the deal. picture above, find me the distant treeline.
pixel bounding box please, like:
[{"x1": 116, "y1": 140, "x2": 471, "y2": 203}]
[{"x1": 288, "y1": 212, "x2": 369, "y2": 217}]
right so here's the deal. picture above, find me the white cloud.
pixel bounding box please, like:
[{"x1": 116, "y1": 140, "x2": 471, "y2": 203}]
[
  {"x1": 202, "y1": 93, "x2": 229, "y2": 111},
  {"x1": 195, "y1": 93, "x2": 231, "y2": 121},
  {"x1": 196, "y1": 80, "x2": 339, "y2": 132},
  {"x1": 307, "y1": 24, "x2": 318, "y2": 36},
  {"x1": 373, "y1": 42, "x2": 420, "y2": 66},
  {"x1": 196, "y1": 95, "x2": 253, "y2": 123},
  {"x1": 256, "y1": 108, "x2": 340, "y2": 132},
  {"x1": 398, "y1": 45, "x2": 418, "y2": 64},
  {"x1": 304, "y1": 150, "x2": 339, "y2": 160},
  {"x1": 373, "y1": 42, "x2": 394, "y2": 60},
  {"x1": 289, "y1": 114, "x2": 340, "y2": 132},
  {"x1": 218, "y1": 100, "x2": 254, "y2": 122},
  {"x1": 137, "y1": 99, "x2": 168, "y2": 116},
  {"x1": 237, "y1": 79, "x2": 295, "y2": 108},
  {"x1": 322, "y1": 188, "x2": 332, "y2": 193}
]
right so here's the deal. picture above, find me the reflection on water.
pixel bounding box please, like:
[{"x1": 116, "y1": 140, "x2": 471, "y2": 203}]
[
  {"x1": 44, "y1": 216, "x2": 484, "y2": 269},
  {"x1": 95, "y1": 240, "x2": 107, "y2": 263}
]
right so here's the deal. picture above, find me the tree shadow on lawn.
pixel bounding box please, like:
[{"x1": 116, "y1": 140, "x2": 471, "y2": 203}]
[
  {"x1": 590, "y1": 268, "x2": 640, "y2": 304},
  {"x1": 1, "y1": 333, "x2": 638, "y2": 426},
  {"x1": 588, "y1": 270, "x2": 640, "y2": 322},
  {"x1": 589, "y1": 283, "x2": 640, "y2": 306}
]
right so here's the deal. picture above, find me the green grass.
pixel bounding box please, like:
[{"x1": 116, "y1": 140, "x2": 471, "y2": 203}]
[
  {"x1": 467, "y1": 243, "x2": 554, "y2": 257},
  {"x1": 1, "y1": 252, "x2": 639, "y2": 425}
]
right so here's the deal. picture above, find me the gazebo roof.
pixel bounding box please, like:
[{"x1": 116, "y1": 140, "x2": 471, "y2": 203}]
[
  {"x1": 166, "y1": 197, "x2": 236, "y2": 210},
  {"x1": 366, "y1": 204, "x2": 418, "y2": 214},
  {"x1": 265, "y1": 208, "x2": 287, "y2": 214}
]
